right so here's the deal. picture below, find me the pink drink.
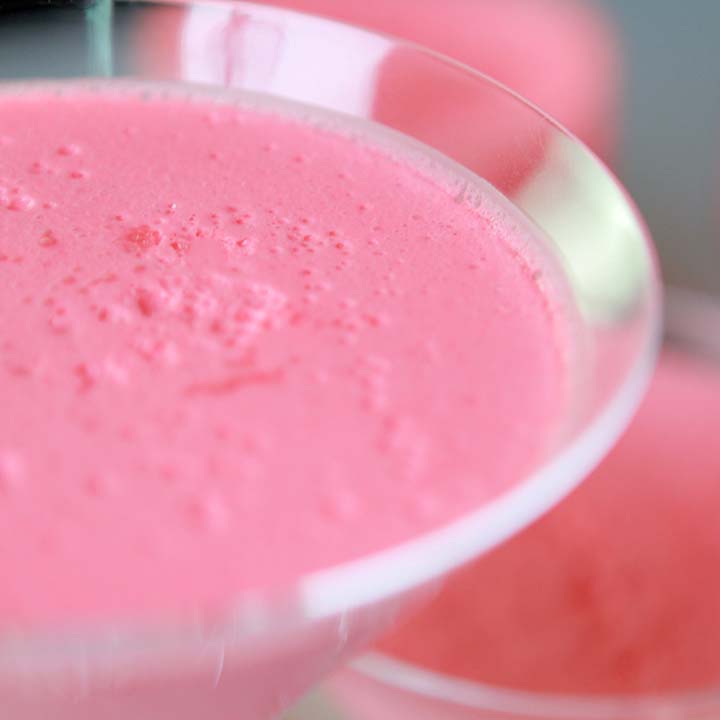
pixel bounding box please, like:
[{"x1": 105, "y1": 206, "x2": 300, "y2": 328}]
[
  {"x1": 0, "y1": 84, "x2": 569, "y2": 628},
  {"x1": 377, "y1": 349, "x2": 720, "y2": 694}
]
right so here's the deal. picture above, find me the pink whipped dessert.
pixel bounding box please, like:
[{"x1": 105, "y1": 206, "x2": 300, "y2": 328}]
[
  {"x1": 378, "y1": 349, "x2": 720, "y2": 694},
  {"x1": 0, "y1": 84, "x2": 569, "y2": 627}
]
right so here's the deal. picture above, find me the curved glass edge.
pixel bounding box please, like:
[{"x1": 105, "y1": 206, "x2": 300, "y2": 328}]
[
  {"x1": 347, "y1": 649, "x2": 720, "y2": 719},
  {"x1": 344, "y1": 287, "x2": 720, "y2": 720},
  {"x1": 0, "y1": 0, "x2": 661, "y2": 677}
]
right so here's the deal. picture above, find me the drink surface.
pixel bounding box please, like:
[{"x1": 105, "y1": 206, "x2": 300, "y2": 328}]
[
  {"x1": 0, "y1": 83, "x2": 567, "y2": 627},
  {"x1": 379, "y1": 349, "x2": 720, "y2": 694}
]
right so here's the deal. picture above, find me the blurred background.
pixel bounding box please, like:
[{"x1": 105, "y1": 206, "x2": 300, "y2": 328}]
[{"x1": 599, "y1": 0, "x2": 720, "y2": 296}]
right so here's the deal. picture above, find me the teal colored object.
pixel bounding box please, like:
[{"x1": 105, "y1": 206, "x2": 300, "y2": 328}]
[{"x1": 86, "y1": 0, "x2": 113, "y2": 76}]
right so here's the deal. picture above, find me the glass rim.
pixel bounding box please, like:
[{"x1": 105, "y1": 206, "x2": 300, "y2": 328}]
[
  {"x1": 349, "y1": 287, "x2": 720, "y2": 719},
  {"x1": 0, "y1": 0, "x2": 661, "y2": 670},
  {"x1": 351, "y1": 649, "x2": 720, "y2": 719}
]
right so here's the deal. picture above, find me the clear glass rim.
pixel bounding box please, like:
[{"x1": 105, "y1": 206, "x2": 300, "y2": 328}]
[
  {"x1": 350, "y1": 287, "x2": 720, "y2": 719},
  {"x1": 0, "y1": 0, "x2": 661, "y2": 668}
]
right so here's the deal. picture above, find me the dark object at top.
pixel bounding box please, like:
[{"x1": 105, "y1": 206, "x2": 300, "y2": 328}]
[{"x1": 0, "y1": 0, "x2": 97, "y2": 9}]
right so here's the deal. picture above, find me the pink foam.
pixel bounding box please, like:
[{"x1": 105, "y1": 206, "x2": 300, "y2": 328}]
[
  {"x1": 380, "y1": 349, "x2": 720, "y2": 694},
  {"x1": 0, "y1": 85, "x2": 566, "y2": 626}
]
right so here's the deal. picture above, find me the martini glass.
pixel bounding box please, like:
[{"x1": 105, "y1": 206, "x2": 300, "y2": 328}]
[
  {"x1": 308, "y1": 287, "x2": 720, "y2": 720},
  {"x1": 0, "y1": 2, "x2": 660, "y2": 718}
]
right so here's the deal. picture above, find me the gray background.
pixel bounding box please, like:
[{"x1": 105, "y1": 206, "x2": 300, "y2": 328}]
[{"x1": 599, "y1": 0, "x2": 720, "y2": 295}]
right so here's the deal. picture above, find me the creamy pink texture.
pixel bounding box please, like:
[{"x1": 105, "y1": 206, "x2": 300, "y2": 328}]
[
  {"x1": 380, "y1": 350, "x2": 720, "y2": 694},
  {"x1": 0, "y1": 86, "x2": 565, "y2": 626}
]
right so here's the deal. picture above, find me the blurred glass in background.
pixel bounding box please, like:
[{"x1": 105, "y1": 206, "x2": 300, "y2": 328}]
[{"x1": 249, "y1": 0, "x2": 720, "y2": 297}]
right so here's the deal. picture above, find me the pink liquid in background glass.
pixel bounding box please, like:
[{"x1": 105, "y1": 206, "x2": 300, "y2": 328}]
[
  {"x1": 252, "y1": 0, "x2": 620, "y2": 161},
  {"x1": 0, "y1": 84, "x2": 569, "y2": 628},
  {"x1": 378, "y1": 349, "x2": 720, "y2": 695},
  {"x1": 147, "y1": 0, "x2": 620, "y2": 196}
]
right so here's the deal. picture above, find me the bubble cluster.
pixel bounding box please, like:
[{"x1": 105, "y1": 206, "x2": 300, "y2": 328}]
[
  {"x1": 0, "y1": 183, "x2": 36, "y2": 212},
  {"x1": 38, "y1": 230, "x2": 59, "y2": 248},
  {"x1": 120, "y1": 225, "x2": 163, "y2": 255},
  {"x1": 185, "y1": 493, "x2": 230, "y2": 534},
  {"x1": 56, "y1": 143, "x2": 82, "y2": 157},
  {"x1": 0, "y1": 450, "x2": 24, "y2": 495}
]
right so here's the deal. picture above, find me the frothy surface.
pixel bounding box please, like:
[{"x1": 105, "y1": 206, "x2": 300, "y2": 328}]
[
  {"x1": 380, "y1": 350, "x2": 720, "y2": 694},
  {"x1": 0, "y1": 85, "x2": 565, "y2": 626}
]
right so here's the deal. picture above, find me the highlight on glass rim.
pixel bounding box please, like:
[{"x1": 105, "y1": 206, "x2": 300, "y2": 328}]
[{"x1": 0, "y1": 2, "x2": 716, "y2": 719}]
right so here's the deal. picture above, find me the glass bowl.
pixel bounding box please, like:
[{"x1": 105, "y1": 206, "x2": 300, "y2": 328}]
[{"x1": 0, "y1": 1, "x2": 660, "y2": 717}]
